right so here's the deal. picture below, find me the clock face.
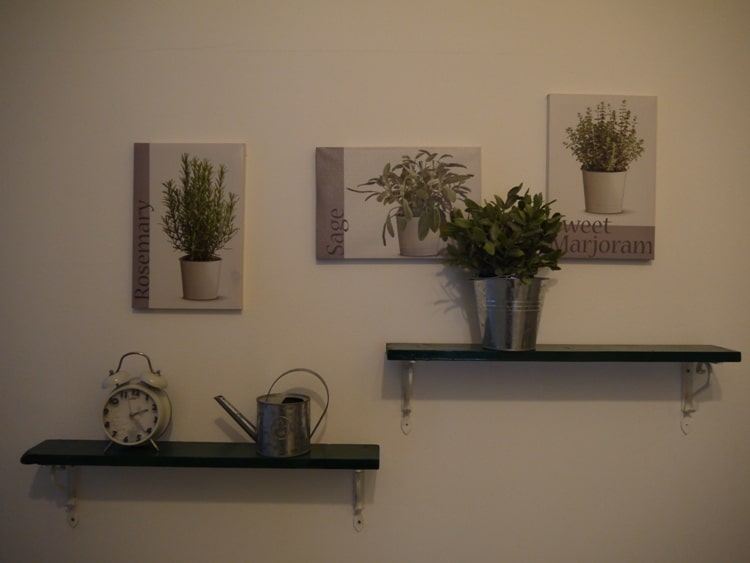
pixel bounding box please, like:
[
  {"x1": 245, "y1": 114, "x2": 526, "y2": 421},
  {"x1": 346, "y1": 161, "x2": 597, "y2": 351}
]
[{"x1": 102, "y1": 384, "x2": 170, "y2": 446}]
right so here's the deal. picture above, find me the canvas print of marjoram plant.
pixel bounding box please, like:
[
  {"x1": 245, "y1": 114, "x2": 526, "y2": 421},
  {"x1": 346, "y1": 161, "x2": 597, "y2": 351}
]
[{"x1": 547, "y1": 94, "x2": 657, "y2": 260}]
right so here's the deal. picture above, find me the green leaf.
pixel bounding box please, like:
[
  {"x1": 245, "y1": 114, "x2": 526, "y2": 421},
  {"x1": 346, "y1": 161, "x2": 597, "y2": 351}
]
[
  {"x1": 385, "y1": 216, "x2": 395, "y2": 238},
  {"x1": 402, "y1": 200, "x2": 413, "y2": 221},
  {"x1": 417, "y1": 214, "x2": 431, "y2": 240}
]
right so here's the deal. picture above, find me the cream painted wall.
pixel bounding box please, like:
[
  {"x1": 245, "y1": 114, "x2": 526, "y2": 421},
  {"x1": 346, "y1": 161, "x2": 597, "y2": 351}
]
[{"x1": 2, "y1": 1, "x2": 749, "y2": 561}]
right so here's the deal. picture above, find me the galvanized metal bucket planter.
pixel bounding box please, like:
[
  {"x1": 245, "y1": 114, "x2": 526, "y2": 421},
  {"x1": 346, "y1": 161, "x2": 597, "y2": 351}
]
[{"x1": 474, "y1": 277, "x2": 548, "y2": 351}]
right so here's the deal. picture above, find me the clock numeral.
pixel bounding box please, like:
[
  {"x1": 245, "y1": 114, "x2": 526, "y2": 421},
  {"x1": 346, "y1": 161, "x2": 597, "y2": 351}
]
[
  {"x1": 151, "y1": 403, "x2": 157, "y2": 412},
  {"x1": 103, "y1": 407, "x2": 110, "y2": 416},
  {"x1": 109, "y1": 397, "x2": 119, "y2": 406},
  {"x1": 111, "y1": 430, "x2": 118, "y2": 437},
  {"x1": 123, "y1": 436, "x2": 129, "y2": 443}
]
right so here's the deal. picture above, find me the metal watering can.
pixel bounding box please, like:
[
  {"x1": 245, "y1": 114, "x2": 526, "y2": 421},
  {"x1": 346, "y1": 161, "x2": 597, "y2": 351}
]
[{"x1": 215, "y1": 368, "x2": 329, "y2": 457}]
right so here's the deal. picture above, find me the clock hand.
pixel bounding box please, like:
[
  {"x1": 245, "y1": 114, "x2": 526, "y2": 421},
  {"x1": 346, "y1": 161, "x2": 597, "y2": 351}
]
[{"x1": 130, "y1": 413, "x2": 148, "y2": 434}]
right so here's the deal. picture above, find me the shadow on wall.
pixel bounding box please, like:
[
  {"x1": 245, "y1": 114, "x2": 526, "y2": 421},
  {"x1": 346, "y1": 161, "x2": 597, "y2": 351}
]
[
  {"x1": 379, "y1": 352, "x2": 720, "y2": 404},
  {"x1": 25, "y1": 462, "x2": 376, "y2": 506}
]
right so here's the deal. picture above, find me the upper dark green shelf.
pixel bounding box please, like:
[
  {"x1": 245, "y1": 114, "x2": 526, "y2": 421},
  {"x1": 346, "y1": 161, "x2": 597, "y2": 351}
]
[
  {"x1": 386, "y1": 343, "x2": 741, "y2": 363},
  {"x1": 21, "y1": 440, "x2": 380, "y2": 470}
]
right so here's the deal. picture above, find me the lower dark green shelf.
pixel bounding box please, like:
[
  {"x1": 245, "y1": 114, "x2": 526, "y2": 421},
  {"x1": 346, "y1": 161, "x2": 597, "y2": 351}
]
[{"x1": 21, "y1": 440, "x2": 380, "y2": 470}]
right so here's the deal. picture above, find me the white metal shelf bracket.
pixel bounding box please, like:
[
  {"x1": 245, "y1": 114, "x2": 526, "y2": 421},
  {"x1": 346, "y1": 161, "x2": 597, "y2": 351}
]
[
  {"x1": 353, "y1": 469, "x2": 365, "y2": 531},
  {"x1": 50, "y1": 465, "x2": 79, "y2": 528},
  {"x1": 681, "y1": 362, "x2": 712, "y2": 435},
  {"x1": 401, "y1": 361, "x2": 415, "y2": 435}
]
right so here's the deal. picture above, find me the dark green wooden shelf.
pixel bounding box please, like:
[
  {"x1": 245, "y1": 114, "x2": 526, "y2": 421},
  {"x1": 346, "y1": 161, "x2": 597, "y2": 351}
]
[
  {"x1": 386, "y1": 343, "x2": 741, "y2": 363},
  {"x1": 21, "y1": 439, "x2": 379, "y2": 530},
  {"x1": 21, "y1": 440, "x2": 380, "y2": 470},
  {"x1": 387, "y1": 344, "x2": 741, "y2": 435}
]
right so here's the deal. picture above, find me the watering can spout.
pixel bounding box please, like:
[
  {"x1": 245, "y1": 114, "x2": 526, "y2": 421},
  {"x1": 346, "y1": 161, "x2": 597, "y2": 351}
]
[{"x1": 214, "y1": 395, "x2": 257, "y2": 441}]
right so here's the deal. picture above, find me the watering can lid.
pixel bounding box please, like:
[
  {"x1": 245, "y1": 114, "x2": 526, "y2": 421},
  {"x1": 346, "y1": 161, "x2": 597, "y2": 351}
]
[{"x1": 257, "y1": 392, "x2": 308, "y2": 405}]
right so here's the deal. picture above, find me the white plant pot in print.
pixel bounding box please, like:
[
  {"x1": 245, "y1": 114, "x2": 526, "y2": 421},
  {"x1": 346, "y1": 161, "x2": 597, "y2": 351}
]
[
  {"x1": 179, "y1": 257, "x2": 221, "y2": 300},
  {"x1": 582, "y1": 170, "x2": 627, "y2": 214},
  {"x1": 397, "y1": 217, "x2": 441, "y2": 257}
]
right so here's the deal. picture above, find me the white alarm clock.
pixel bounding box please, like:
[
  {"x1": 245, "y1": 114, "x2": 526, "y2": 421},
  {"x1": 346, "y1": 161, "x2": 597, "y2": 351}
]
[{"x1": 101, "y1": 352, "x2": 172, "y2": 451}]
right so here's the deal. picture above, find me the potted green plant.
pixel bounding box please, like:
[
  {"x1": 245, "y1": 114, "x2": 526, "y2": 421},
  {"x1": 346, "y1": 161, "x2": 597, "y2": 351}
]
[
  {"x1": 563, "y1": 99, "x2": 645, "y2": 214},
  {"x1": 161, "y1": 153, "x2": 240, "y2": 300},
  {"x1": 440, "y1": 184, "x2": 564, "y2": 351},
  {"x1": 347, "y1": 150, "x2": 474, "y2": 257}
]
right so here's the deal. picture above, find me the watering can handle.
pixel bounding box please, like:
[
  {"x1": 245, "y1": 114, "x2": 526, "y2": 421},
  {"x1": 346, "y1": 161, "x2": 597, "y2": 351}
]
[{"x1": 265, "y1": 368, "x2": 330, "y2": 439}]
